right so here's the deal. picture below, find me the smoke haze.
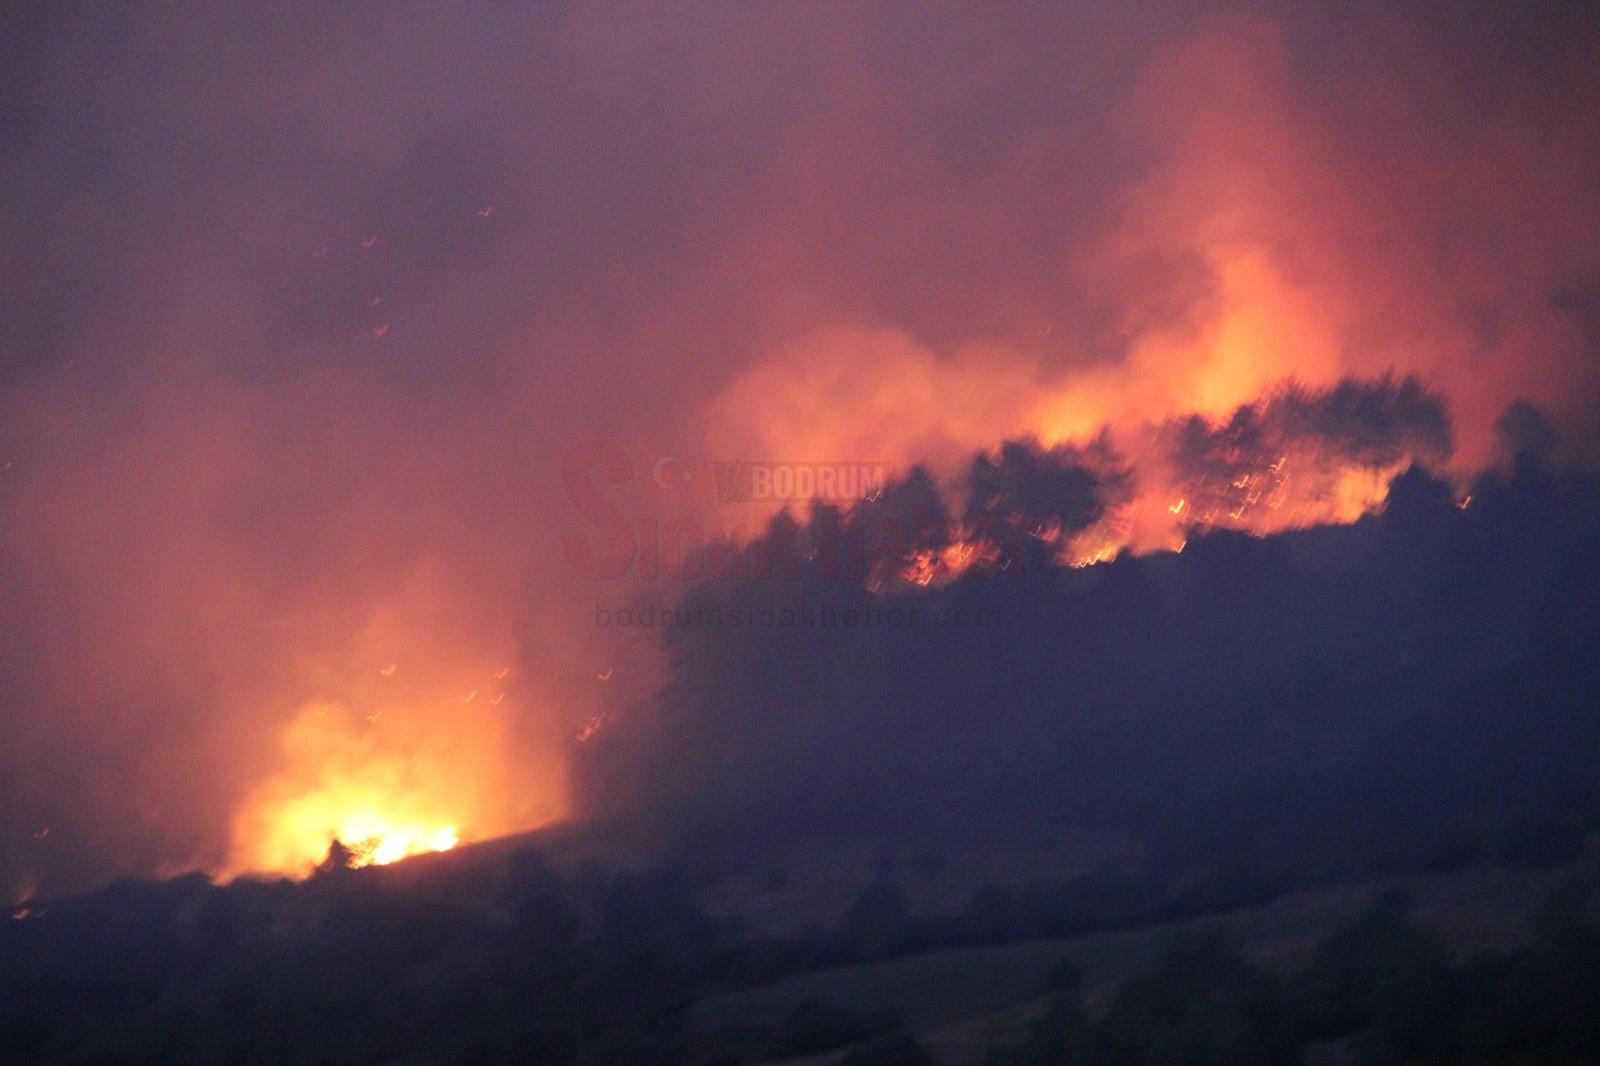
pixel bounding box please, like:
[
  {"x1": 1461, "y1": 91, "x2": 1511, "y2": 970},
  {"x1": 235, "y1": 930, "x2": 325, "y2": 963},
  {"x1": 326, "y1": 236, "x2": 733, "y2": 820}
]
[{"x1": 2, "y1": 3, "x2": 1598, "y2": 898}]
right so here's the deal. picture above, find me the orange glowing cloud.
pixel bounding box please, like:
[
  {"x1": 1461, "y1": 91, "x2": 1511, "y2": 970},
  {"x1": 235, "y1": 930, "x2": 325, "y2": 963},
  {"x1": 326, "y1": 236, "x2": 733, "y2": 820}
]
[{"x1": 702, "y1": 19, "x2": 1596, "y2": 558}]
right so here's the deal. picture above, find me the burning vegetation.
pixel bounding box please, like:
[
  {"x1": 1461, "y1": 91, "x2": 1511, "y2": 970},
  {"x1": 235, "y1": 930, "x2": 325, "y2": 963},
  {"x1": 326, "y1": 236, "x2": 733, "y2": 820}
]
[{"x1": 812, "y1": 374, "x2": 1460, "y2": 591}]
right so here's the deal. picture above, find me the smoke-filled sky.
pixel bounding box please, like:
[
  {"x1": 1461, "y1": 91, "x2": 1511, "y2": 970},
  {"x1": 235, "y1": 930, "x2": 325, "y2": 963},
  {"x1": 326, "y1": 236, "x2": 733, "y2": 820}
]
[{"x1": 2, "y1": 2, "x2": 1598, "y2": 899}]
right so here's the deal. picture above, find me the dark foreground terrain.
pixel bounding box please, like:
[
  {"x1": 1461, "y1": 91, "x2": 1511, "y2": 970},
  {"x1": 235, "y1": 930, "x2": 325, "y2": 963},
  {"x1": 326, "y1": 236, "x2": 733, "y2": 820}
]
[{"x1": 5, "y1": 829, "x2": 1600, "y2": 1065}]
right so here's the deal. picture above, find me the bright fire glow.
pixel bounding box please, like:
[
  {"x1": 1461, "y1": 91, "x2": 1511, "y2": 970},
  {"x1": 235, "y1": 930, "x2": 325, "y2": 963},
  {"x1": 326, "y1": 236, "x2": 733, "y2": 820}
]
[
  {"x1": 338, "y1": 818, "x2": 459, "y2": 868},
  {"x1": 229, "y1": 705, "x2": 475, "y2": 875},
  {"x1": 257, "y1": 798, "x2": 461, "y2": 871},
  {"x1": 226, "y1": 675, "x2": 563, "y2": 878},
  {"x1": 895, "y1": 536, "x2": 1002, "y2": 588}
]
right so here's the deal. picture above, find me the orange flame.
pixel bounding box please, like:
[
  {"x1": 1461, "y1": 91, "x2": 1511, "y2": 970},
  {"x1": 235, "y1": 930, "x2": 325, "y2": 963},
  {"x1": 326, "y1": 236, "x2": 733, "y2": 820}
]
[{"x1": 226, "y1": 684, "x2": 560, "y2": 878}]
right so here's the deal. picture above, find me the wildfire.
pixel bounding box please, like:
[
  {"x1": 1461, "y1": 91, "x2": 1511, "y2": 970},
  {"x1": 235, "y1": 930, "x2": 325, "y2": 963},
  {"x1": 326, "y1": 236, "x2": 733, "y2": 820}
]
[
  {"x1": 226, "y1": 673, "x2": 562, "y2": 879},
  {"x1": 334, "y1": 819, "x2": 460, "y2": 868},
  {"x1": 1072, "y1": 544, "x2": 1120, "y2": 568},
  {"x1": 1083, "y1": 450, "x2": 1417, "y2": 563},
  {"x1": 234, "y1": 754, "x2": 470, "y2": 875},
  {"x1": 712, "y1": 310, "x2": 1456, "y2": 586},
  {"x1": 851, "y1": 383, "x2": 1452, "y2": 588},
  {"x1": 895, "y1": 536, "x2": 1002, "y2": 588}
]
